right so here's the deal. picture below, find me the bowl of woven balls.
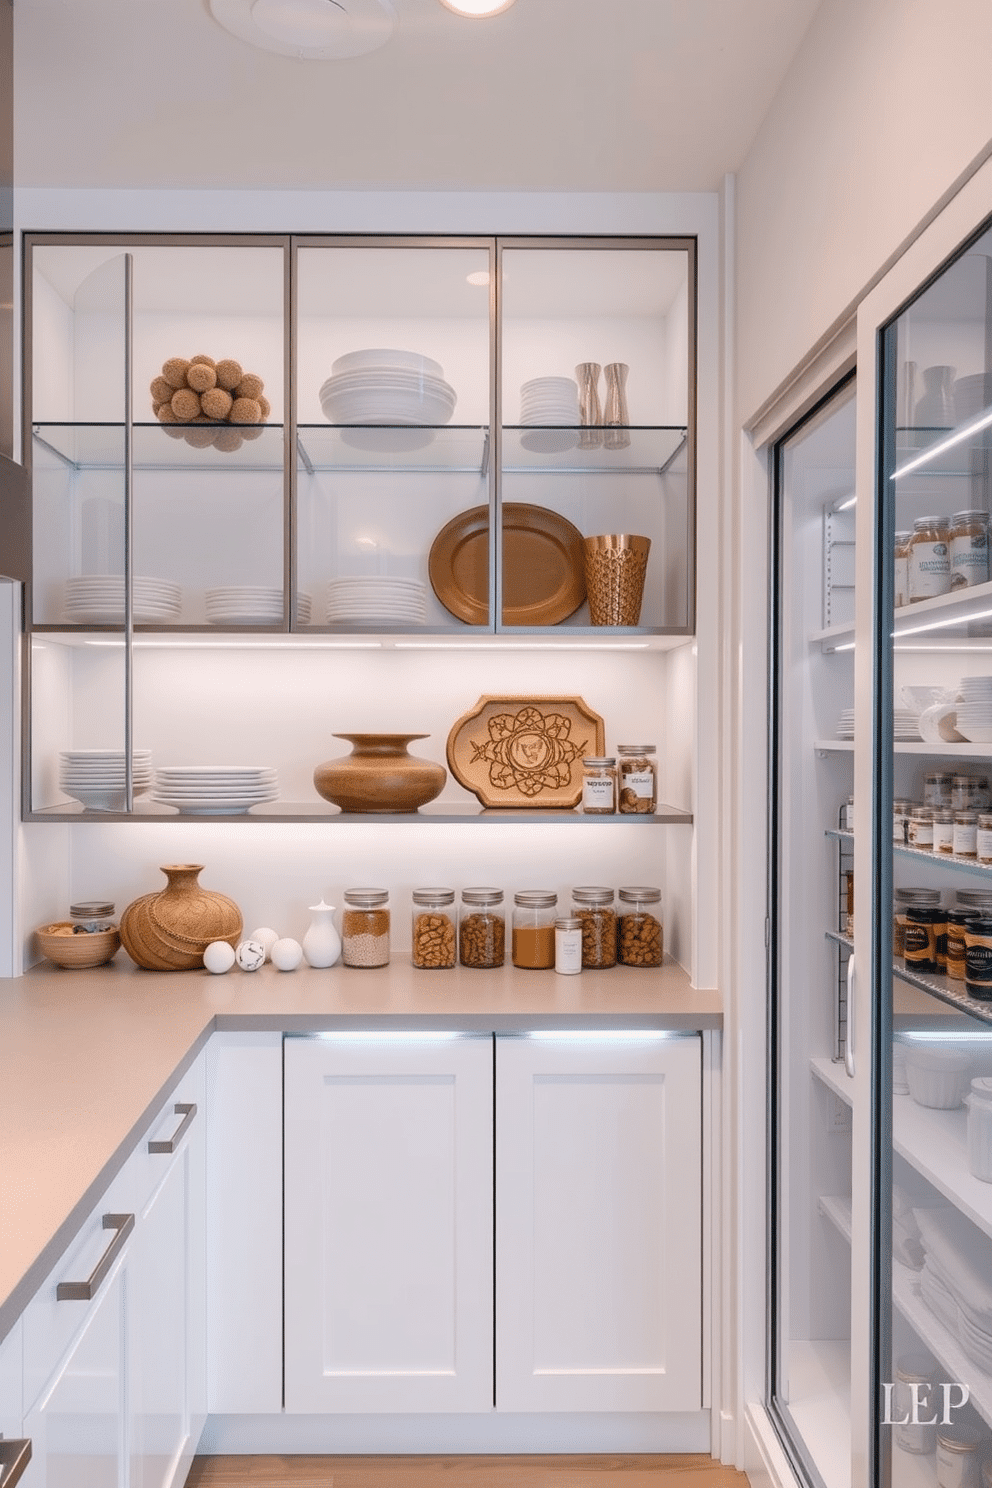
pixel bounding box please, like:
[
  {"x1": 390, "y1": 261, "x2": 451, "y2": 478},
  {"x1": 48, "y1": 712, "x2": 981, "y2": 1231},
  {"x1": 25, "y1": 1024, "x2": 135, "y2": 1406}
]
[
  {"x1": 35, "y1": 921, "x2": 121, "y2": 969},
  {"x1": 150, "y1": 356, "x2": 270, "y2": 452}
]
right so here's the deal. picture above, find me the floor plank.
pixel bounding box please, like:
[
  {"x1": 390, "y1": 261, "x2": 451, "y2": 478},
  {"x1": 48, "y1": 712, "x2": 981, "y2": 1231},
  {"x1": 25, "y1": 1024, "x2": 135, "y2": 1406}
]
[{"x1": 185, "y1": 1454, "x2": 751, "y2": 1487}]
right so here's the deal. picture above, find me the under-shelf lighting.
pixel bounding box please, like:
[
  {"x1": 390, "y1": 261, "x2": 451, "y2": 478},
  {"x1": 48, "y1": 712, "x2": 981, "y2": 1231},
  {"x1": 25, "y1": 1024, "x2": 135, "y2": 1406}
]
[
  {"x1": 82, "y1": 639, "x2": 383, "y2": 650},
  {"x1": 892, "y1": 406, "x2": 992, "y2": 480},
  {"x1": 892, "y1": 607, "x2": 992, "y2": 640},
  {"x1": 394, "y1": 641, "x2": 651, "y2": 651},
  {"x1": 833, "y1": 494, "x2": 857, "y2": 512},
  {"x1": 438, "y1": 0, "x2": 516, "y2": 15}
]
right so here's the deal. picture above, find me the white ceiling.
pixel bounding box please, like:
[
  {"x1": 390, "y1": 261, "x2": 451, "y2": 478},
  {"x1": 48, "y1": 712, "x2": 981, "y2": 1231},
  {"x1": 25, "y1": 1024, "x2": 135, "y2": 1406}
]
[{"x1": 14, "y1": 0, "x2": 822, "y2": 194}]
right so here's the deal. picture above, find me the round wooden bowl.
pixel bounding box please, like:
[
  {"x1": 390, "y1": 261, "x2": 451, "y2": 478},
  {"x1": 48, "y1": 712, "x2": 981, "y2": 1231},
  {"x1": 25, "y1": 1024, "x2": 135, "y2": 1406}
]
[{"x1": 36, "y1": 922, "x2": 120, "y2": 969}]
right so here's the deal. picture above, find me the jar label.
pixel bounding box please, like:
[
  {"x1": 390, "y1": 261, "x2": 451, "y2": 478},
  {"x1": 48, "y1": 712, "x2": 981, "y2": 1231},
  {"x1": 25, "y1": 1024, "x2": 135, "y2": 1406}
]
[
  {"x1": 908, "y1": 821, "x2": 934, "y2": 848},
  {"x1": 951, "y1": 532, "x2": 990, "y2": 590},
  {"x1": 978, "y1": 826, "x2": 992, "y2": 863},
  {"x1": 910, "y1": 540, "x2": 950, "y2": 599},
  {"x1": 621, "y1": 767, "x2": 654, "y2": 798},
  {"x1": 583, "y1": 777, "x2": 615, "y2": 809},
  {"x1": 954, "y1": 822, "x2": 978, "y2": 856},
  {"x1": 894, "y1": 554, "x2": 908, "y2": 608},
  {"x1": 933, "y1": 820, "x2": 955, "y2": 853}
]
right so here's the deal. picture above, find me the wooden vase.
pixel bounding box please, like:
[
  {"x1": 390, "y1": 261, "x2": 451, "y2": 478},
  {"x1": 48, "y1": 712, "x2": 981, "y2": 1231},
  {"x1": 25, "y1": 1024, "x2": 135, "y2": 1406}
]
[
  {"x1": 313, "y1": 733, "x2": 447, "y2": 814},
  {"x1": 120, "y1": 864, "x2": 243, "y2": 971}
]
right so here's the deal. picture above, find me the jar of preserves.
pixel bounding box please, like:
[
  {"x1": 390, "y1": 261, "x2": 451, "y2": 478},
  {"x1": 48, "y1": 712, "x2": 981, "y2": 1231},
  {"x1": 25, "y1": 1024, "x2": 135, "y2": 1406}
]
[
  {"x1": 933, "y1": 808, "x2": 955, "y2": 854},
  {"x1": 554, "y1": 916, "x2": 583, "y2": 975},
  {"x1": 459, "y1": 888, "x2": 505, "y2": 968},
  {"x1": 411, "y1": 888, "x2": 456, "y2": 970},
  {"x1": 617, "y1": 744, "x2": 657, "y2": 814},
  {"x1": 571, "y1": 886, "x2": 617, "y2": 968},
  {"x1": 893, "y1": 887, "x2": 941, "y2": 958},
  {"x1": 949, "y1": 509, "x2": 990, "y2": 591},
  {"x1": 955, "y1": 810, "x2": 979, "y2": 858},
  {"x1": 69, "y1": 900, "x2": 115, "y2": 933},
  {"x1": 924, "y1": 771, "x2": 953, "y2": 808},
  {"x1": 909, "y1": 515, "x2": 951, "y2": 602},
  {"x1": 511, "y1": 890, "x2": 557, "y2": 969},
  {"x1": 947, "y1": 909, "x2": 978, "y2": 982},
  {"x1": 342, "y1": 888, "x2": 390, "y2": 968},
  {"x1": 581, "y1": 756, "x2": 617, "y2": 814},
  {"x1": 978, "y1": 813, "x2": 992, "y2": 865},
  {"x1": 617, "y1": 887, "x2": 663, "y2": 967},
  {"x1": 966, "y1": 915, "x2": 992, "y2": 999},
  {"x1": 907, "y1": 806, "x2": 934, "y2": 849},
  {"x1": 894, "y1": 530, "x2": 912, "y2": 608},
  {"x1": 904, "y1": 906, "x2": 942, "y2": 974}
]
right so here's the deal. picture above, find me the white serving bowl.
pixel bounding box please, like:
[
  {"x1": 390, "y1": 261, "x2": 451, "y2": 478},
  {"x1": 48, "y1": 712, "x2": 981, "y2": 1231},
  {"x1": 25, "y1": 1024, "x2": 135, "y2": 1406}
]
[
  {"x1": 905, "y1": 1045, "x2": 973, "y2": 1109},
  {"x1": 331, "y1": 349, "x2": 444, "y2": 378}
]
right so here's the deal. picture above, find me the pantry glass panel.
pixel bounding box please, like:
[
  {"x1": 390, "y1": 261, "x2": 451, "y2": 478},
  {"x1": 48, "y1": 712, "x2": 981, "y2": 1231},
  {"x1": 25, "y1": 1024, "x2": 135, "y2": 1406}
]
[
  {"x1": 295, "y1": 242, "x2": 493, "y2": 632},
  {"x1": 770, "y1": 376, "x2": 856, "y2": 1488},
  {"x1": 881, "y1": 219, "x2": 992, "y2": 1484},
  {"x1": 498, "y1": 239, "x2": 693, "y2": 634}
]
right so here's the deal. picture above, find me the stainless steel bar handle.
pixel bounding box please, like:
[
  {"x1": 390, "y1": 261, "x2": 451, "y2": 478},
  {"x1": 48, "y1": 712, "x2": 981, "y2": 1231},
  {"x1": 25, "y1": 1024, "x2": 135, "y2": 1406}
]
[
  {"x1": 845, "y1": 953, "x2": 856, "y2": 1079},
  {"x1": 0, "y1": 1437, "x2": 33, "y2": 1487},
  {"x1": 56, "y1": 1212, "x2": 135, "y2": 1301},
  {"x1": 148, "y1": 1101, "x2": 197, "y2": 1154}
]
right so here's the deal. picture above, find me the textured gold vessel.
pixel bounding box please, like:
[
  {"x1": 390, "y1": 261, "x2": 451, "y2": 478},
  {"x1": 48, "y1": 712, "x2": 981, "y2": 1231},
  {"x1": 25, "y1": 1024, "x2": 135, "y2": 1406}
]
[{"x1": 583, "y1": 534, "x2": 651, "y2": 626}]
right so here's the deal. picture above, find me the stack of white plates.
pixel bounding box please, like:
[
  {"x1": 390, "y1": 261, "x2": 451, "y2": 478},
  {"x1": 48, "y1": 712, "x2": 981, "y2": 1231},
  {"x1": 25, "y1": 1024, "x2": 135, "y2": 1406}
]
[
  {"x1": 519, "y1": 377, "x2": 579, "y2": 453},
  {"x1": 205, "y1": 587, "x2": 312, "y2": 625},
  {"x1": 836, "y1": 709, "x2": 921, "y2": 740},
  {"x1": 326, "y1": 577, "x2": 427, "y2": 625},
  {"x1": 319, "y1": 349, "x2": 457, "y2": 429},
  {"x1": 152, "y1": 765, "x2": 279, "y2": 815},
  {"x1": 956, "y1": 676, "x2": 992, "y2": 742},
  {"x1": 65, "y1": 576, "x2": 182, "y2": 624},
  {"x1": 59, "y1": 749, "x2": 152, "y2": 811}
]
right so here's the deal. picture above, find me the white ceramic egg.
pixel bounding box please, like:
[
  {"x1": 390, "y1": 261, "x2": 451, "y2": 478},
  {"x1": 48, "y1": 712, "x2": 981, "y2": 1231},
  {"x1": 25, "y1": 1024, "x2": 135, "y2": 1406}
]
[
  {"x1": 270, "y1": 936, "x2": 304, "y2": 972},
  {"x1": 203, "y1": 939, "x2": 236, "y2": 974},
  {"x1": 248, "y1": 926, "x2": 279, "y2": 960},
  {"x1": 236, "y1": 939, "x2": 266, "y2": 972}
]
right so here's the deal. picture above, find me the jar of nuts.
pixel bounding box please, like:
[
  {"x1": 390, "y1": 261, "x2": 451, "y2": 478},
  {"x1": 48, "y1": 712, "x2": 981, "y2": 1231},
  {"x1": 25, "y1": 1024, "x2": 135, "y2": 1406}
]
[
  {"x1": 570, "y1": 885, "x2": 617, "y2": 968},
  {"x1": 459, "y1": 888, "x2": 505, "y2": 968},
  {"x1": 342, "y1": 888, "x2": 390, "y2": 968},
  {"x1": 617, "y1": 886, "x2": 664, "y2": 967},
  {"x1": 617, "y1": 744, "x2": 657, "y2": 814},
  {"x1": 411, "y1": 888, "x2": 456, "y2": 970}
]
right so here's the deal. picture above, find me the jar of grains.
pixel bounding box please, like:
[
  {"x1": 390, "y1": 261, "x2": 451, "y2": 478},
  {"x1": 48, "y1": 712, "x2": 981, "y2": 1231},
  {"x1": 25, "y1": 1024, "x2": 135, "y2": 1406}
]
[
  {"x1": 949, "y1": 509, "x2": 990, "y2": 591},
  {"x1": 571, "y1": 886, "x2": 618, "y2": 969},
  {"x1": 342, "y1": 888, "x2": 390, "y2": 968},
  {"x1": 933, "y1": 808, "x2": 955, "y2": 854},
  {"x1": 908, "y1": 515, "x2": 951, "y2": 602},
  {"x1": 617, "y1": 744, "x2": 657, "y2": 814},
  {"x1": 511, "y1": 891, "x2": 557, "y2": 969},
  {"x1": 617, "y1": 886, "x2": 664, "y2": 967},
  {"x1": 411, "y1": 888, "x2": 456, "y2": 970},
  {"x1": 894, "y1": 531, "x2": 912, "y2": 608},
  {"x1": 907, "y1": 806, "x2": 934, "y2": 850},
  {"x1": 893, "y1": 887, "x2": 941, "y2": 959},
  {"x1": 459, "y1": 888, "x2": 505, "y2": 968},
  {"x1": 581, "y1": 757, "x2": 617, "y2": 814}
]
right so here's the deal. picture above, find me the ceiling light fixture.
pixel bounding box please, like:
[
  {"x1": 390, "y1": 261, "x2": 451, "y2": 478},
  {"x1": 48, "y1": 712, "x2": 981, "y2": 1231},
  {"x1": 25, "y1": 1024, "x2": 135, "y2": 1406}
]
[
  {"x1": 209, "y1": 0, "x2": 395, "y2": 59},
  {"x1": 438, "y1": 0, "x2": 517, "y2": 16},
  {"x1": 466, "y1": 270, "x2": 490, "y2": 285}
]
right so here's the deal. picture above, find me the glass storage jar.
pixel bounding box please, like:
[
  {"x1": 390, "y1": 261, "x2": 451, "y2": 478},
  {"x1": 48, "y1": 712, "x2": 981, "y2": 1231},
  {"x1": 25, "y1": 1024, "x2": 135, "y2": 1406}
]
[
  {"x1": 69, "y1": 900, "x2": 115, "y2": 933},
  {"x1": 904, "y1": 906, "x2": 943, "y2": 974},
  {"x1": 924, "y1": 772, "x2": 953, "y2": 809},
  {"x1": 459, "y1": 888, "x2": 505, "y2": 968},
  {"x1": 946, "y1": 909, "x2": 978, "y2": 982},
  {"x1": 554, "y1": 916, "x2": 583, "y2": 975},
  {"x1": 617, "y1": 744, "x2": 657, "y2": 814},
  {"x1": 954, "y1": 811, "x2": 979, "y2": 858},
  {"x1": 965, "y1": 916, "x2": 992, "y2": 999},
  {"x1": 893, "y1": 1352, "x2": 938, "y2": 1455},
  {"x1": 979, "y1": 813, "x2": 992, "y2": 864},
  {"x1": 342, "y1": 888, "x2": 390, "y2": 968},
  {"x1": 411, "y1": 888, "x2": 456, "y2": 969},
  {"x1": 949, "y1": 509, "x2": 990, "y2": 591},
  {"x1": 511, "y1": 891, "x2": 557, "y2": 969},
  {"x1": 907, "y1": 806, "x2": 934, "y2": 849},
  {"x1": 617, "y1": 886, "x2": 663, "y2": 967},
  {"x1": 933, "y1": 808, "x2": 955, "y2": 854},
  {"x1": 571, "y1": 886, "x2": 617, "y2": 968},
  {"x1": 894, "y1": 530, "x2": 912, "y2": 608},
  {"x1": 893, "y1": 888, "x2": 941, "y2": 958},
  {"x1": 936, "y1": 1423, "x2": 983, "y2": 1488},
  {"x1": 581, "y1": 757, "x2": 617, "y2": 814},
  {"x1": 908, "y1": 514, "x2": 951, "y2": 602}
]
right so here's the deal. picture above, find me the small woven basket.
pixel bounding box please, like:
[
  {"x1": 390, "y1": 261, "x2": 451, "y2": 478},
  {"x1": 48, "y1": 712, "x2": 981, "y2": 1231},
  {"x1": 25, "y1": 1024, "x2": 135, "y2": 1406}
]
[
  {"x1": 583, "y1": 534, "x2": 651, "y2": 625},
  {"x1": 36, "y1": 922, "x2": 120, "y2": 969}
]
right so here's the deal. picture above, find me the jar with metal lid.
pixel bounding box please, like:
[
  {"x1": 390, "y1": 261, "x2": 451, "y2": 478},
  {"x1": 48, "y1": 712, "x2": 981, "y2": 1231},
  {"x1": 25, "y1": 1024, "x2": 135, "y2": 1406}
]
[
  {"x1": 936, "y1": 1423, "x2": 984, "y2": 1487},
  {"x1": 894, "y1": 530, "x2": 912, "y2": 608},
  {"x1": 947, "y1": 909, "x2": 978, "y2": 982},
  {"x1": 979, "y1": 814, "x2": 992, "y2": 865},
  {"x1": 966, "y1": 916, "x2": 992, "y2": 999},
  {"x1": 933, "y1": 808, "x2": 955, "y2": 854},
  {"x1": 904, "y1": 906, "x2": 943, "y2": 974},
  {"x1": 459, "y1": 888, "x2": 505, "y2": 968},
  {"x1": 950, "y1": 509, "x2": 991, "y2": 591},
  {"x1": 893, "y1": 1351, "x2": 938, "y2": 1455},
  {"x1": 893, "y1": 888, "x2": 941, "y2": 958},
  {"x1": 554, "y1": 916, "x2": 583, "y2": 975},
  {"x1": 69, "y1": 900, "x2": 115, "y2": 933},
  {"x1": 909, "y1": 515, "x2": 951, "y2": 602},
  {"x1": 617, "y1": 887, "x2": 663, "y2": 967},
  {"x1": 617, "y1": 744, "x2": 657, "y2": 814},
  {"x1": 959, "y1": 889, "x2": 992, "y2": 910},
  {"x1": 907, "y1": 806, "x2": 934, "y2": 850},
  {"x1": 512, "y1": 891, "x2": 557, "y2": 969},
  {"x1": 924, "y1": 771, "x2": 953, "y2": 809},
  {"x1": 571, "y1": 886, "x2": 617, "y2": 969},
  {"x1": 342, "y1": 888, "x2": 390, "y2": 968},
  {"x1": 974, "y1": 775, "x2": 992, "y2": 811},
  {"x1": 953, "y1": 774, "x2": 978, "y2": 812},
  {"x1": 411, "y1": 888, "x2": 456, "y2": 970},
  {"x1": 955, "y1": 811, "x2": 980, "y2": 858},
  {"x1": 581, "y1": 757, "x2": 617, "y2": 814}
]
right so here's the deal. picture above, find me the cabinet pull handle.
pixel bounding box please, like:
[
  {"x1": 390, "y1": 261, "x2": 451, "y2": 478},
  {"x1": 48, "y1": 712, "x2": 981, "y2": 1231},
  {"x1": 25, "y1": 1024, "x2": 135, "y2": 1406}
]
[
  {"x1": 844, "y1": 954, "x2": 856, "y2": 1079},
  {"x1": 148, "y1": 1101, "x2": 197, "y2": 1154},
  {"x1": 56, "y1": 1213, "x2": 134, "y2": 1301},
  {"x1": 0, "y1": 1436, "x2": 32, "y2": 1488}
]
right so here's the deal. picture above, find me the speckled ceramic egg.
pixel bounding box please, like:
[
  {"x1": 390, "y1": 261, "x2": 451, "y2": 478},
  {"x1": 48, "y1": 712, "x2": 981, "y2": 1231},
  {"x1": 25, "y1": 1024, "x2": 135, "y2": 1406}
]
[{"x1": 235, "y1": 939, "x2": 266, "y2": 972}]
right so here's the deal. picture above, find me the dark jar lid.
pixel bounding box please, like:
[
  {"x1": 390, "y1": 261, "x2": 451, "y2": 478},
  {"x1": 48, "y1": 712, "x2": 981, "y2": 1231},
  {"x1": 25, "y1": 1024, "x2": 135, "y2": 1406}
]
[{"x1": 906, "y1": 907, "x2": 943, "y2": 923}]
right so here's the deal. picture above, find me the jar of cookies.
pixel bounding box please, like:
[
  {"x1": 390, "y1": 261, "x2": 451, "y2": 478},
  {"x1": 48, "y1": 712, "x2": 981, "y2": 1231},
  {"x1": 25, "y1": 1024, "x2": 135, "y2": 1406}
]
[
  {"x1": 571, "y1": 886, "x2": 617, "y2": 969},
  {"x1": 617, "y1": 887, "x2": 663, "y2": 967},
  {"x1": 411, "y1": 888, "x2": 456, "y2": 970},
  {"x1": 459, "y1": 888, "x2": 505, "y2": 969},
  {"x1": 617, "y1": 744, "x2": 657, "y2": 814}
]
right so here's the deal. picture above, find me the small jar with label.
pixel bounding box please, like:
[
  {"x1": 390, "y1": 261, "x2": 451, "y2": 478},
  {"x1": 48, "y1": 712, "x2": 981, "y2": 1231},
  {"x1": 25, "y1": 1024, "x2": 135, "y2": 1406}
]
[
  {"x1": 554, "y1": 916, "x2": 583, "y2": 975},
  {"x1": 581, "y1": 756, "x2": 617, "y2": 814},
  {"x1": 894, "y1": 799, "x2": 913, "y2": 843},
  {"x1": 342, "y1": 888, "x2": 390, "y2": 968},
  {"x1": 949, "y1": 509, "x2": 990, "y2": 591},
  {"x1": 966, "y1": 916, "x2": 992, "y2": 999},
  {"x1": 936, "y1": 1423, "x2": 983, "y2": 1487},
  {"x1": 617, "y1": 744, "x2": 657, "y2": 814},
  {"x1": 909, "y1": 515, "x2": 951, "y2": 602},
  {"x1": 893, "y1": 1352, "x2": 938, "y2": 1455},
  {"x1": 511, "y1": 891, "x2": 557, "y2": 969},
  {"x1": 893, "y1": 887, "x2": 941, "y2": 957},
  {"x1": 459, "y1": 888, "x2": 505, "y2": 968},
  {"x1": 974, "y1": 775, "x2": 992, "y2": 811},
  {"x1": 904, "y1": 906, "x2": 942, "y2": 974},
  {"x1": 411, "y1": 888, "x2": 456, "y2": 970},
  {"x1": 955, "y1": 811, "x2": 979, "y2": 858},
  {"x1": 933, "y1": 808, "x2": 955, "y2": 854},
  {"x1": 924, "y1": 772, "x2": 953, "y2": 809},
  {"x1": 617, "y1": 887, "x2": 664, "y2": 967},
  {"x1": 947, "y1": 909, "x2": 978, "y2": 982},
  {"x1": 907, "y1": 806, "x2": 934, "y2": 850},
  {"x1": 69, "y1": 900, "x2": 115, "y2": 933},
  {"x1": 978, "y1": 814, "x2": 992, "y2": 864},
  {"x1": 953, "y1": 774, "x2": 976, "y2": 812},
  {"x1": 842, "y1": 794, "x2": 855, "y2": 832},
  {"x1": 894, "y1": 531, "x2": 912, "y2": 608},
  {"x1": 571, "y1": 886, "x2": 617, "y2": 969}
]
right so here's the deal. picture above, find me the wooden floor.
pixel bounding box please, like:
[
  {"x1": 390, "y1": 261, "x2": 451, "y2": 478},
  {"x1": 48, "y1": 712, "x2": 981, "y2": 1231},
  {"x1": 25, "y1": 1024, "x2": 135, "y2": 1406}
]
[{"x1": 185, "y1": 1455, "x2": 750, "y2": 1487}]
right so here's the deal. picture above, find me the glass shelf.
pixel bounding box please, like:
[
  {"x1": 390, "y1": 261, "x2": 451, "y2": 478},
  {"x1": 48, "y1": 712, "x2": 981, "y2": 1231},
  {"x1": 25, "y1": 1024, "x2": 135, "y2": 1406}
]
[
  {"x1": 27, "y1": 799, "x2": 693, "y2": 825},
  {"x1": 501, "y1": 425, "x2": 687, "y2": 474},
  {"x1": 297, "y1": 424, "x2": 490, "y2": 474},
  {"x1": 895, "y1": 416, "x2": 992, "y2": 478},
  {"x1": 33, "y1": 422, "x2": 284, "y2": 472}
]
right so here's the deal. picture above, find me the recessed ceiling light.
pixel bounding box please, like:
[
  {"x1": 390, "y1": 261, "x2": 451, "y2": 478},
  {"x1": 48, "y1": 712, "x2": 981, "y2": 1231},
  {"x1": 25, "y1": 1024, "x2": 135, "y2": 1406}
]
[
  {"x1": 438, "y1": 0, "x2": 517, "y2": 16},
  {"x1": 466, "y1": 270, "x2": 490, "y2": 285},
  {"x1": 209, "y1": 0, "x2": 395, "y2": 59}
]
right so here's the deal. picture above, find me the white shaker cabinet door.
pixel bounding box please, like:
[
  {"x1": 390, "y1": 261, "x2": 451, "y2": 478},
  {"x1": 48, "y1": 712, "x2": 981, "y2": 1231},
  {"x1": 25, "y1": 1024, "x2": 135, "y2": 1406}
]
[
  {"x1": 284, "y1": 1033, "x2": 494, "y2": 1414},
  {"x1": 495, "y1": 1032, "x2": 702, "y2": 1413}
]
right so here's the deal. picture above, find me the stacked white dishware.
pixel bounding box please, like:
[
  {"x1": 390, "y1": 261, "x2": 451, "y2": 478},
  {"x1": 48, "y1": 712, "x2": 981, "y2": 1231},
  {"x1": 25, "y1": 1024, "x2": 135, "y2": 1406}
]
[
  {"x1": 151, "y1": 765, "x2": 279, "y2": 815},
  {"x1": 836, "y1": 707, "x2": 921, "y2": 741},
  {"x1": 205, "y1": 587, "x2": 312, "y2": 624},
  {"x1": 65, "y1": 576, "x2": 182, "y2": 623},
  {"x1": 319, "y1": 349, "x2": 457, "y2": 447},
  {"x1": 59, "y1": 749, "x2": 152, "y2": 811},
  {"x1": 914, "y1": 1206, "x2": 992, "y2": 1374},
  {"x1": 326, "y1": 576, "x2": 427, "y2": 626},
  {"x1": 518, "y1": 376, "x2": 580, "y2": 453},
  {"x1": 955, "y1": 675, "x2": 992, "y2": 742}
]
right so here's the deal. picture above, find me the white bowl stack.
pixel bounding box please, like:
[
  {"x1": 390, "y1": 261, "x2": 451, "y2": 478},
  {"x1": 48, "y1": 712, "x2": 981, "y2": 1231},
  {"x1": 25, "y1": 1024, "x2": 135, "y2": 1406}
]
[
  {"x1": 518, "y1": 377, "x2": 580, "y2": 452},
  {"x1": 326, "y1": 576, "x2": 427, "y2": 626},
  {"x1": 956, "y1": 676, "x2": 992, "y2": 742},
  {"x1": 205, "y1": 587, "x2": 312, "y2": 625},
  {"x1": 59, "y1": 749, "x2": 152, "y2": 811},
  {"x1": 836, "y1": 707, "x2": 920, "y2": 740},
  {"x1": 65, "y1": 576, "x2": 182, "y2": 624},
  {"x1": 152, "y1": 765, "x2": 279, "y2": 815},
  {"x1": 319, "y1": 349, "x2": 457, "y2": 434}
]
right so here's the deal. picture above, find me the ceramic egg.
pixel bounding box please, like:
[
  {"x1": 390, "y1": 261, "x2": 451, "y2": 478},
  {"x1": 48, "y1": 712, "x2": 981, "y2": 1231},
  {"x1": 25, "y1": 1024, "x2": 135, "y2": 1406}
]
[
  {"x1": 248, "y1": 926, "x2": 279, "y2": 960},
  {"x1": 203, "y1": 939, "x2": 236, "y2": 974},
  {"x1": 236, "y1": 939, "x2": 266, "y2": 972},
  {"x1": 271, "y1": 936, "x2": 304, "y2": 972}
]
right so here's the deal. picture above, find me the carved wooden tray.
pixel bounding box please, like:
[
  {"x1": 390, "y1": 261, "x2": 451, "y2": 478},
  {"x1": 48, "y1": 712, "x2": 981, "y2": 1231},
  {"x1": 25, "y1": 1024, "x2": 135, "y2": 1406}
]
[{"x1": 447, "y1": 695, "x2": 605, "y2": 809}]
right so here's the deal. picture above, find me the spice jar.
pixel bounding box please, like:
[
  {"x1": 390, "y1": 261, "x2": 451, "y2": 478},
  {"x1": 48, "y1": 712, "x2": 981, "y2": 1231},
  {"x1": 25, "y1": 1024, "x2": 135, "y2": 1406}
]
[
  {"x1": 893, "y1": 1352, "x2": 938, "y2": 1455},
  {"x1": 894, "y1": 530, "x2": 912, "y2": 608},
  {"x1": 511, "y1": 891, "x2": 557, "y2": 969},
  {"x1": 947, "y1": 909, "x2": 978, "y2": 982},
  {"x1": 907, "y1": 806, "x2": 934, "y2": 850},
  {"x1": 936, "y1": 1423, "x2": 983, "y2": 1487},
  {"x1": 571, "y1": 886, "x2": 617, "y2": 969},
  {"x1": 950, "y1": 509, "x2": 990, "y2": 591},
  {"x1": 893, "y1": 888, "x2": 941, "y2": 958},
  {"x1": 904, "y1": 906, "x2": 942, "y2": 974},
  {"x1": 617, "y1": 887, "x2": 663, "y2": 967},
  {"x1": 69, "y1": 900, "x2": 115, "y2": 933},
  {"x1": 411, "y1": 888, "x2": 456, "y2": 970},
  {"x1": 342, "y1": 888, "x2": 390, "y2": 968},
  {"x1": 581, "y1": 757, "x2": 617, "y2": 814},
  {"x1": 978, "y1": 814, "x2": 992, "y2": 865},
  {"x1": 617, "y1": 744, "x2": 657, "y2": 814},
  {"x1": 909, "y1": 515, "x2": 951, "y2": 602},
  {"x1": 554, "y1": 916, "x2": 583, "y2": 975},
  {"x1": 933, "y1": 808, "x2": 955, "y2": 854},
  {"x1": 924, "y1": 772, "x2": 953, "y2": 809},
  {"x1": 966, "y1": 916, "x2": 992, "y2": 999},
  {"x1": 955, "y1": 811, "x2": 979, "y2": 858},
  {"x1": 459, "y1": 888, "x2": 505, "y2": 968}
]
